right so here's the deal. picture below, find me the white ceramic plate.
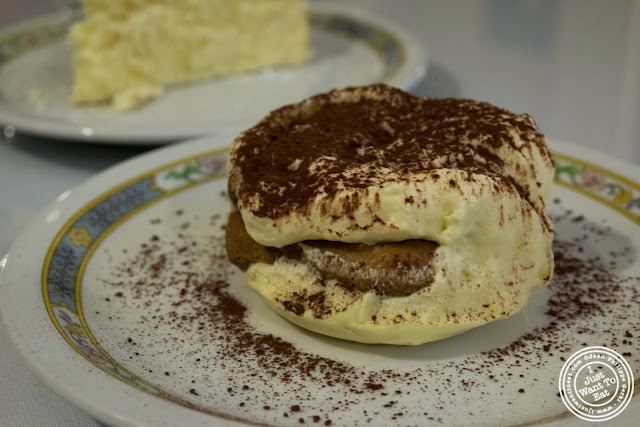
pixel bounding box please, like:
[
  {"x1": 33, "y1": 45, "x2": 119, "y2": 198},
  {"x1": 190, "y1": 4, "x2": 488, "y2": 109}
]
[
  {"x1": 1, "y1": 136, "x2": 639, "y2": 426},
  {"x1": 0, "y1": 4, "x2": 426, "y2": 144}
]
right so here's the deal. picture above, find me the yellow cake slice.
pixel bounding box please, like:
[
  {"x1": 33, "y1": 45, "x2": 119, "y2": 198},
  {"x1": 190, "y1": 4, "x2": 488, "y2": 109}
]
[{"x1": 68, "y1": 0, "x2": 311, "y2": 110}]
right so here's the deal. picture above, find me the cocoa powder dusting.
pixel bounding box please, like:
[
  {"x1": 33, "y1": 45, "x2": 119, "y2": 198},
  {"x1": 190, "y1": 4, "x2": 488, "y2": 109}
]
[
  {"x1": 100, "y1": 203, "x2": 639, "y2": 425},
  {"x1": 231, "y1": 85, "x2": 552, "y2": 221}
]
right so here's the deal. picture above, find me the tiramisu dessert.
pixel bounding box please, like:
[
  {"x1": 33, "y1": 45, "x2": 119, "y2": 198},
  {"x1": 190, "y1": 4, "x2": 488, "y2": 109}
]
[
  {"x1": 226, "y1": 84, "x2": 554, "y2": 345},
  {"x1": 68, "y1": 0, "x2": 310, "y2": 110}
]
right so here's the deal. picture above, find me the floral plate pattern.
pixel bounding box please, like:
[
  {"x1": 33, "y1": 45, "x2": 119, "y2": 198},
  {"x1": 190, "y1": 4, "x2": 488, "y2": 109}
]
[
  {"x1": 554, "y1": 153, "x2": 640, "y2": 225},
  {"x1": 43, "y1": 148, "x2": 229, "y2": 407}
]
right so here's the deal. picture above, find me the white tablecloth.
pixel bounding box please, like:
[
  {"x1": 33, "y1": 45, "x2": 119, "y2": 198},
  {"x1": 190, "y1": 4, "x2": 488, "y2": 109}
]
[{"x1": 0, "y1": 328, "x2": 99, "y2": 426}]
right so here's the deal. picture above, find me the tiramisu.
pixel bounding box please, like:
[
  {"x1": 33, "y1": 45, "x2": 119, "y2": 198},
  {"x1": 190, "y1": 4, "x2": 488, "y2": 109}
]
[{"x1": 226, "y1": 84, "x2": 554, "y2": 345}]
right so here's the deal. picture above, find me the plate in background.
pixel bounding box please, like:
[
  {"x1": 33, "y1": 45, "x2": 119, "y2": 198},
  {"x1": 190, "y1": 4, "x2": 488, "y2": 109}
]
[{"x1": 0, "y1": 4, "x2": 426, "y2": 144}]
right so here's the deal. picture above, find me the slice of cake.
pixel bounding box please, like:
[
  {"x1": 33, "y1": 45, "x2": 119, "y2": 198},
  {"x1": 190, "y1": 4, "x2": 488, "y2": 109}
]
[
  {"x1": 226, "y1": 84, "x2": 555, "y2": 345},
  {"x1": 68, "y1": 0, "x2": 311, "y2": 110}
]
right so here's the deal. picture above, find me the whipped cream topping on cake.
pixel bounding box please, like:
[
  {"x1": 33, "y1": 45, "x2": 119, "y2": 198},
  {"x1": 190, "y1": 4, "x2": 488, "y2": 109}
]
[
  {"x1": 229, "y1": 84, "x2": 554, "y2": 248},
  {"x1": 227, "y1": 84, "x2": 555, "y2": 345}
]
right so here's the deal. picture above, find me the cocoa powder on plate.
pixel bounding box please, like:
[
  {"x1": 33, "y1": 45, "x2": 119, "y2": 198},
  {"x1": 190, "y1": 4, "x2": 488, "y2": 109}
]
[{"x1": 99, "y1": 204, "x2": 639, "y2": 425}]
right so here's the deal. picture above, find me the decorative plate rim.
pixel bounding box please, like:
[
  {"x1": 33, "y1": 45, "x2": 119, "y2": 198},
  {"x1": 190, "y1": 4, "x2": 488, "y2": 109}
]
[
  {"x1": 43, "y1": 146, "x2": 640, "y2": 426},
  {"x1": 1, "y1": 137, "x2": 639, "y2": 427}
]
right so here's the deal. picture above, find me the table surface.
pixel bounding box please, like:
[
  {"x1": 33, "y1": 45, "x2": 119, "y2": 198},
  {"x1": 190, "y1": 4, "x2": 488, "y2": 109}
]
[{"x1": 1, "y1": 1, "x2": 639, "y2": 426}]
